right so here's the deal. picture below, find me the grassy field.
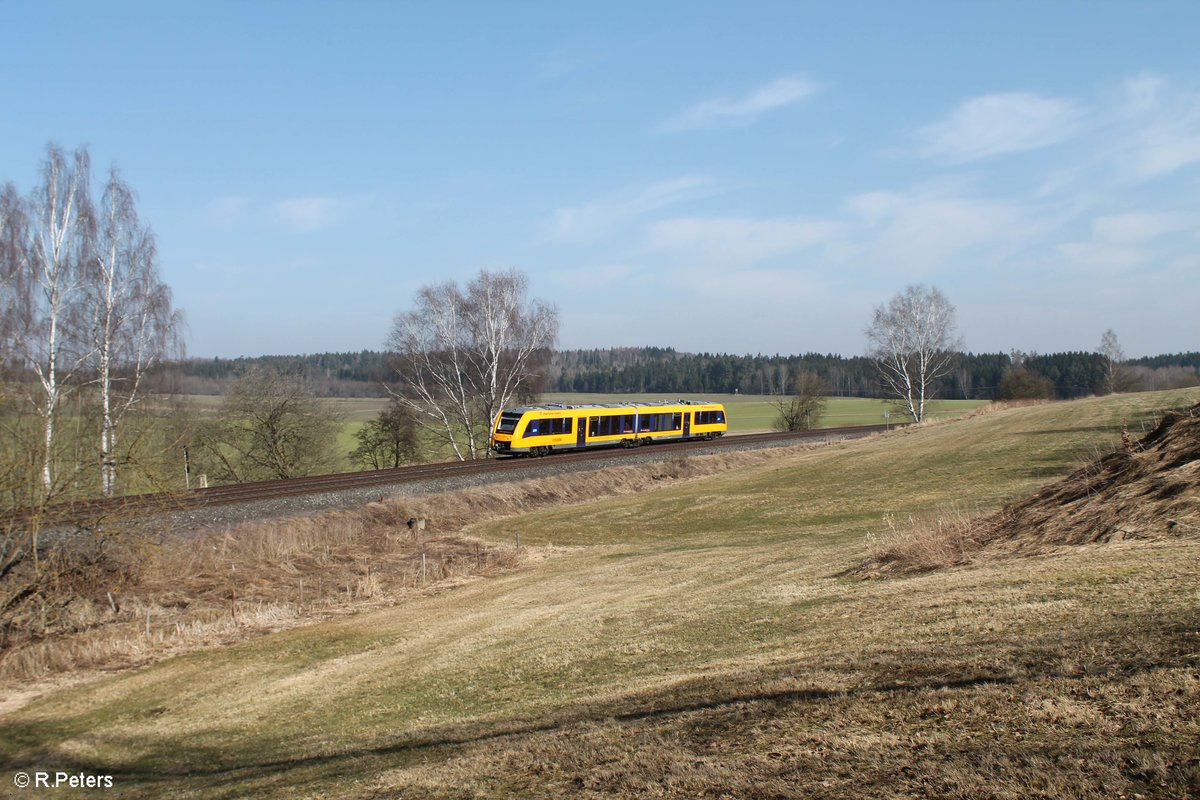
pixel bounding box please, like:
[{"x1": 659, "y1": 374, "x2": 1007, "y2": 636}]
[
  {"x1": 3, "y1": 389, "x2": 1196, "y2": 798},
  {"x1": 190, "y1": 392, "x2": 989, "y2": 472},
  {"x1": 330, "y1": 393, "x2": 990, "y2": 464}
]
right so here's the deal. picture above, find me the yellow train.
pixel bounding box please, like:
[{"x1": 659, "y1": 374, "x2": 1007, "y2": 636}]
[{"x1": 491, "y1": 400, "x2": 727, "y2": 456}]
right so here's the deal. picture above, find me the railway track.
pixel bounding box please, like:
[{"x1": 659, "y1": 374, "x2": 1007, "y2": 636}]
[{"x1": 4, "y1": 423, "x2": 898, "y2": 529}]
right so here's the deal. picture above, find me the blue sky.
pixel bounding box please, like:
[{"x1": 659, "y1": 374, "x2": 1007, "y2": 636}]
[{"x1": 3, "y1": 1, "x2": 1198, "y2": 358}]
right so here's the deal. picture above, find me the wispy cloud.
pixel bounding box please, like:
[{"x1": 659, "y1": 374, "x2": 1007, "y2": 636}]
[
  {"x1": 205, "y1": 196, "x2": 251, "y2": 228},
  {"x1": 1112, "y1": 74, "x2": 1200, "y2": 181},
  {"x1": 648, "y1": 216, "x2": 842, "y2": 267},
  {"x1": 1053, "y1": 208, "x2": 1196, "y2": 276},
  {"x1": 657, "y1": 74, "x2": 820, "y2": 133},
  {"x1": 550, "y1": 263, "x2": 638, "y2": 291},
  {"x1": 1091, "y1": 211, "x2": 1193, "y2": 243},
  {"x1": 272, "y1": 196, "x2": 341, "y2": 231},
  {"x1": 1055, "y1": 241, "x2": 1151, "y2": 275},
  {"x1": 845, "y1": 188, "x2": 1033, "y2": 274},
  {"x1": 544, "y1": 176, "x2": 714, "y2": 242},
  {"x1": 918, "y1": 91, "x2": 1087, "y2": 163}
]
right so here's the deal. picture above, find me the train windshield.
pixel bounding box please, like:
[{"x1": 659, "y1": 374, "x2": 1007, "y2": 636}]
[{"x1": 496, "y1": 412, "x2": 523, "y2": 434}]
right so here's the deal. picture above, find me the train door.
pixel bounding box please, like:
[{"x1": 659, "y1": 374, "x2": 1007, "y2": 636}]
[
  {"x1": 683, "y1": 412, "x2": 691, "y2": 437},
  {"x1": 577, "y1": 418, "x2": 586, "y2": 448}
]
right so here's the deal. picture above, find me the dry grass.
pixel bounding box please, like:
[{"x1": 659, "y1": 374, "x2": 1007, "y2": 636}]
[
  {"x1": 0, "y1": 512, "x2": 521, "y2": 686},
  {"x1": 860, "y1": 400, "x2": 1200, "y2": 577},
  {"x1": 0, "y1": 441, "x2": 830, "y2": 693},
  {"x1": 983, "y1": 402, "x2": 1200, "y2": 551},
  {"x1": 2, "y1": 390, "x2": 1198, "y2": 799},
  {"x1": 858, "y1": 506, "x2": 983, "y2": 577}
]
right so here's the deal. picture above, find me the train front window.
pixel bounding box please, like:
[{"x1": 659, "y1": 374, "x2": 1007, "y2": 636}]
[{"x1": 497, "y1": 412, "x2": 522, "y2": 433}]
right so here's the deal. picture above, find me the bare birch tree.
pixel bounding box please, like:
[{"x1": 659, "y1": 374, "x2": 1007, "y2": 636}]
[
  {"x1": 387, "y1": 268, "x2": 558, "y2": 460},
  {"x1": 1097, "y1": 328, "x2": 1126, "y2": 395},
  {"x1": 88, "y1": 167, "x2": 183, "y2": 496},
  {"x1": 9, "y1": 145, "x2": 95, "y2": 499},
  {"x1": 865, "y1": 284, "x2": 962, "y2": 422}
]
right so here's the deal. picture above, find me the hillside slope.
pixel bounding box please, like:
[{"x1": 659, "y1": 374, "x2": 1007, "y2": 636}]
[
  {"x1": 986, "y1": 401, "x2": 1199, "y2": 550},
  {"x1": 1, "y1": 390, "x2": 1197, "y2": 799}
]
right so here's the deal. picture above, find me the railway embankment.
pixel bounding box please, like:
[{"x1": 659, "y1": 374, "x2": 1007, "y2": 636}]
[
  {"x1": 0, "y1": 433, "x2": 855, "y2": 694},
  {"x1": 14, "y1": 426, "x2": 886, "y2": 535}
]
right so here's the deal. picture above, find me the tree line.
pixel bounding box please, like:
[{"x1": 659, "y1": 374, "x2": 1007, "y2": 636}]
[
  {"x1": 174, "y1": 350, "x2": 392, "y2": 396},
  {"x1": 172, "y1": 347, "x2": 1199, "y2": 402}
]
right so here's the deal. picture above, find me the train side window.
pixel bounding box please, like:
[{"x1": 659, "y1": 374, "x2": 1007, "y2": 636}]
[
  {"x1": 527, "y1": 420, "x2": 540, "y2": 435},
  {"x1": 589, "y1": 417, "x2": 599, "y2": 436}
]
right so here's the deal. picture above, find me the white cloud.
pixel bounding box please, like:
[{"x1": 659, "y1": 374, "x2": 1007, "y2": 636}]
[
  {"x1": 1053, "y1": 208, "x2": 1195, "y2": 276},
  {"x1": 550, "y1": 263, "x2": 638, "y2": 291},
  {"x1": 658, "y1": 74, "x2": 820, "y2": 132},
  {"x1": 1112, "y1": 74, "x2": 1200, "y2": 181},
  {"x1": 918, "y1": 91, "x2": 1087, "y2": 163},
  {"x1": 272, "y1": 197, "x2": 340, "y2": 231},
  {"x1": 648, "y1": 216, "x2": 842, "y2": 267},
  {"x1": 562, "y1": 73, "x2": 1200, "y2": 355},
  {"x1": 206, "y1": 196, "x2": 250, "y2": 228},
  {"x1": 1056, "y1": 242, "x2": 1151, "y2": 275},
  {"x1": 844, "y1": 189, "x2": 1032, "y2": 274},
  {"x1": 544, "y1": 175, "x2": 713, "y2": 242},
  {"x1": 1091, "y1": 211, "x2": 1192, "y2": 243}
]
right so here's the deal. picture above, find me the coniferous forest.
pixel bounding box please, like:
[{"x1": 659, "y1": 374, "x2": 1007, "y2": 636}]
[{"x1": 170, "y1": 348, "x2": 1200, "y2": 401}]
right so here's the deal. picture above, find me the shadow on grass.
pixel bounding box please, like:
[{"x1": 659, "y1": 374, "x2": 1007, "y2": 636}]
[
  {"x1": 6, "y1": 615, "x2": 1196, "y2": 799},
  {"x1": 1, "y1": 673, "x2": 1019, "y2": 796}
]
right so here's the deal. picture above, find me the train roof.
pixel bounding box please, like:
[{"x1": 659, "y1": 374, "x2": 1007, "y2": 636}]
[{"x1": 502, "y1": 400, "x2": 724, "y2": 414}]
